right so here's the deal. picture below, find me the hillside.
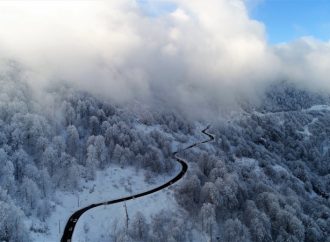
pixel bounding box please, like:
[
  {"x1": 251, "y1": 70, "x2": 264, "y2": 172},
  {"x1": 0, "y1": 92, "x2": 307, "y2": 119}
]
[{"x1": 1, "y1": 65, "x2": 329, "y2": 242}]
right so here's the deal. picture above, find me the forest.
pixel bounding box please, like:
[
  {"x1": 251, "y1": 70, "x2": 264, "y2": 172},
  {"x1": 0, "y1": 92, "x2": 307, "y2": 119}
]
[{"x1": 0, "y1": 65, "x2": 330, "y2": 242}]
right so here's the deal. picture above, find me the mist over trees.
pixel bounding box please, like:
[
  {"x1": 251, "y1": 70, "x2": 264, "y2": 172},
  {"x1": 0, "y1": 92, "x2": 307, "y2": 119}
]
[
  {"x1": 0, "y1": 66, "x2": 195, "y2": 241},
  {"x1": 0, "y1": 0, "x2": 329, "y2": 241},
  {"x1": 87, "y1": 83, "x2": 330, "y2": 242},
  {"x1": 1, "y1": 64, "x2": 330, "y2": 242},
  {"x1": 168, "y1": 83, "x2": 330, "y2": 242}
]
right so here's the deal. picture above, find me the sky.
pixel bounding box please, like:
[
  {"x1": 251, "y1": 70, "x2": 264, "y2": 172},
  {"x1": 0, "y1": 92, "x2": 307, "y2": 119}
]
[
  {"x1": 250, "y1": 0, "x2": 330, "y2": 44},
  {"x1": 137, "y1": 0, "x2": 177, "y2": 16},
  {"x1": 0, "y1": 0, "x2": 329, "y2": 118},
  {"x1": 138, "y1": 0, "x2": 330, "y2": 44}
]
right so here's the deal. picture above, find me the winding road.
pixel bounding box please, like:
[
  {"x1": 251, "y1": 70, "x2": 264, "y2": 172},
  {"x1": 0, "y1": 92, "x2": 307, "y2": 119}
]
[{"x1": 61, "y1": 125, "x2": 214, "y2": 242}]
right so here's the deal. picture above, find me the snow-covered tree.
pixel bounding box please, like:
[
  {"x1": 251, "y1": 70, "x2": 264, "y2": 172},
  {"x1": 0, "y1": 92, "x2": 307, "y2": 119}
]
[{"x1": 129, "y1": 212, "x2": 149, "y2": 241}]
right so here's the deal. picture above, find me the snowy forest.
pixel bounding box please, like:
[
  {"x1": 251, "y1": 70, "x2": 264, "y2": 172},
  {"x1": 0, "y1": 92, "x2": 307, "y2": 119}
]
[
  {"x1": 0, "y1": 63, "x2": 195, "y2": 241},
  {"x1": 1, "y1": 0, "x2": 330, "y2": 241},
  {"x1": 0, "y1": 62, "x2": 329, "y2": 242}
]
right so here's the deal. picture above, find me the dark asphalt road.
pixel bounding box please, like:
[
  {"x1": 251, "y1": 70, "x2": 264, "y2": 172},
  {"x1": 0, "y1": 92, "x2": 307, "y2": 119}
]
[{"x1": 61, "y1": 126, "x2": 214, "y2": 242}]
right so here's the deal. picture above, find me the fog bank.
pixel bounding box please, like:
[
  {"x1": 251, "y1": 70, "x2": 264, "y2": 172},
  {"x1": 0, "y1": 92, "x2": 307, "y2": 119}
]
[{"x1": 0, "y1": 0, "x2": 329, "y2": 117}]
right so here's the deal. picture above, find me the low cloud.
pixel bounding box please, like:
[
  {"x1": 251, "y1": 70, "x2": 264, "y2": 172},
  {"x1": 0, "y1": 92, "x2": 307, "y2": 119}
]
[
  {"x1": 275, "y1": 37, "x2": 330, "y2": 92},
  {"x1": 0, "y1": 0, "x2": 329, "y2": 117}
]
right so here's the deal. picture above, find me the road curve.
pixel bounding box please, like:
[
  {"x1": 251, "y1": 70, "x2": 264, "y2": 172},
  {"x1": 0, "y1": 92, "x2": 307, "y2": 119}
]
[{"x1": 61, "y1": 125, "x2": 214, "y2": 242}]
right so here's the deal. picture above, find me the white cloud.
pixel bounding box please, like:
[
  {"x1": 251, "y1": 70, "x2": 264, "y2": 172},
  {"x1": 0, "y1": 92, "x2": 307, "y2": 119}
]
[
  {"x1": 275, "y1": 37, "x2": 330, "y2": 91},
  {"x1": 0, "y1": 0, "x2": 329, "y2": 117},
  {"x1": 171, "y1": 8, "x2": 190, "y2": 22}
]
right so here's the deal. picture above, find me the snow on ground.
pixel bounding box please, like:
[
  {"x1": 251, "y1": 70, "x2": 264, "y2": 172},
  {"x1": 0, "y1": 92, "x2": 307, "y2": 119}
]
[
  {"x1": 252, "y1": 104, "x2": 330, "y2": 117},
  {"x1": 297, "y1": 118, "x2": 318, "y2": 137},
  {"x1": 69, "y1": 125, "x2": 206, "y2": 242},
  {"x1": 306, "y1": 105, "x2": 330, "y2": 112},
  {"x1": 30, "y1": 164, "x2": 179, "y2": 242},
  {"x1": 28, "y1": 124, "x2": 205, "y2": 242},
  {"x1": 72, "y1": 184, "x2": 179, "y2": 242}
]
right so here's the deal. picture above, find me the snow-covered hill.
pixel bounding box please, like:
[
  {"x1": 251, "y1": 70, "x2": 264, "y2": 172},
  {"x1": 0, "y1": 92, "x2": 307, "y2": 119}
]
[{"x1": 1, "y1": 68, "x2": 330, "y2": 242}]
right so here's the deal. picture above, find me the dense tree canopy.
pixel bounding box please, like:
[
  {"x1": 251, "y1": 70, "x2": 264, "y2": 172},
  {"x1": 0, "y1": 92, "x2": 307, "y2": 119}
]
[{"x1": 0, "y1": 66, "x2": 329, "y2": 241}]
